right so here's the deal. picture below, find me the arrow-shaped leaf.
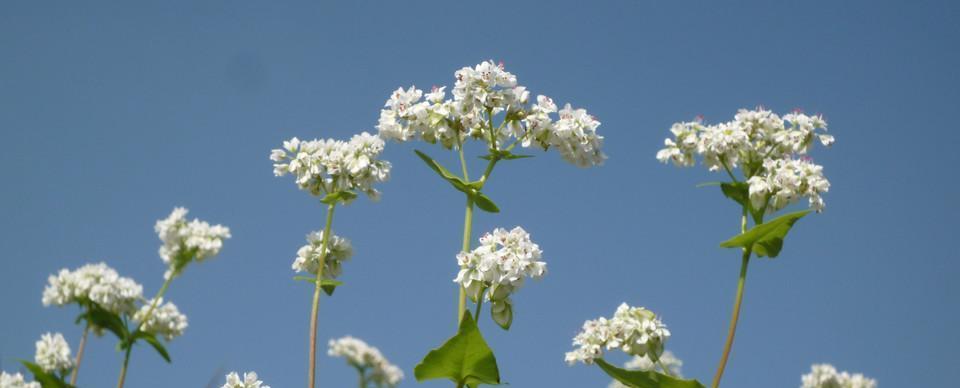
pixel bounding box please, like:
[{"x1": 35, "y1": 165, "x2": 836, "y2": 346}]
[
  {"x1": 595, "y1": 358, "x2": 705, "y2": 388},
  {"x1": 414, "y1": 312, "x2": 500, "y2": 387},
  {"x1": 472, "y1": 193, "x2": 500, "y2": 214},
  {"x1": 133, "y1": 331, "x2": 172, "y2": 363},
  {"x1": 415, "y1": 150, "x2": 472, "y2": 193},
  {"x1": 720, "y1": 210, "x2": 812, "y2": 258},
  {"x1": 293, "y1": 276, "x2": 344, "y2": 296}
]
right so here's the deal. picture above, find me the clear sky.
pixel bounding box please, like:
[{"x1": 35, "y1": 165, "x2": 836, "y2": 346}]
[{"x1": 1, "y1": 1, "x2": 958, "y2": 387}]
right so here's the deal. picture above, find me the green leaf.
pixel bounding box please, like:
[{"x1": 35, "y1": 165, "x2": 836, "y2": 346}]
[
  {"x1": 415, "y1": 150, "x2": 472, "y2": 193},
  {"x1": 695, "y1": 181, "x2": 722, "y2": 188},
  {"x1": 720, "y1": 210, "x2": 812, "y2": 258},
  {"x1": 719, "y1": 182, "x2": 764, "y2": 224},
  {"x1": 20, "y1": 360, "x2": 72, "y2": 388},
  {"x1": 320, "y1": 190, "x2": 357, "y2": 205},
  {"x1": 84, "y1": 304, "x2": 128, "y2": 341},
  {"x1": 135, "y1": 332, "x2": 172, "y2": 363},
  {"x1": 414, "y1": 312, "x2": 500, "y2": 387},
  {"x1": 490, "y1": 300, "x2": 512, "y2": 330},
  {"x1": 472, "y1": 193, "x2": 500, "y2": 213},
  {"x1": 293, "y1": 276, "x2": 343, "y2": 296},
  {"x1": 595, "y1": 358, "x2": 705, "y2": 388},
  {"x1": 479, "y1": 150, "x2": 533, "y2": 161}
]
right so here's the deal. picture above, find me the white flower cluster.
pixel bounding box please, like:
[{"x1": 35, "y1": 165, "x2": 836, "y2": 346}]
[
  {"x1": 291, "y1": 230, "x2": 353, "y2": 278},
  {"x1": 656, "y1": 108, "x2": 833, "y2": 212},
  {"x1": 608, "y1": 351, "x2": 684, "y2": 388},
  {"x1": 328, "y1": 336, "x2": 404, "y2": 387},
  {"x1": 565, "y1": 303, "x2": 671, "y2": 366},
  {"x1": 801, "y1": 364, "x2": 877, "y2": 388},
  {"x1": 270, "y1": 132, "x2": 392, "y2": 200},
  {"x1": 134, "y1": 298, "x2": 188, "y2": 341},
  {"x1": 0, "y1": 372, "x2": 40, "y2": 388},
  {"x1": 453, "y1": 226, "x2": 546, "y2": 325},
  {"x1": 156, "y1": 207, "x2": 231, "y2": 278},
  {"x1": 34, "y1": 332, "x2": 73, "y2": 373},
  {"x1": 377, "y1": 60, "x2": 606, "y2": 167},
  {"x1": 221, "y1": 371, "x2": 270, "y2": 388},
  {"x1": 41, "y1": 262, "x2": 143, "y2": 315}
]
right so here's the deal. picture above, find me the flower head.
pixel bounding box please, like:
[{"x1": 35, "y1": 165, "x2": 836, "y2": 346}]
[
  {"x1": 41, "y1": 262, "x2": 143, "y2": 316},
  {"x1": 0, "y1": 372, "x2": 40, "y2": 388},
  {"x1": 328, "y1": 336, "x2": 403, "y2": 387},
  {"x1": 657, "y1": 108, "x2": 833, "y2": 212},
  {"x1": 221, "y1": 371, "x2": 270, "y2": 388},
  {"x1": 291, "y1": 230, "x2": 353, "y2": 278},
  {"x1": 377, "y1": 60, "x2": 606, "y2": 167},
  {"x1": 801, "y1": 364, "x2": 877, "y2": 388},
  {"x1": 134, "y1": 298, "x2": 188, "y2": 341},
  {"x1": 453, "y1": 226, "x2": 546, "y2": 328},
  {"x1": 156, "y1": 207, "x2": 231, "y2": 278},
  {"x1": 565, "y1": 303, "x2": 671, "y2": 366},
  {"x1": 270, "y1": 132, "x2": 391, "y2": 201},
  {"x1": 34, "y1": 332, "x2": 73, "y2": 373}
]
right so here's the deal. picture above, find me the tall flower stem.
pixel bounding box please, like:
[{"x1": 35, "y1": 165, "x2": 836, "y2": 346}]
[
  {"x1": 711, "y1": 212, "x2": 752, "y2": 388},
  {"x1": 455, "y1": 146, "x2": 500, "y2": 326},
  {"x1": 70, "y1": 324, "x2": 90, "y2": 385},
  {"x1": 308, "y1": 203, "x2": 337, "y2": 388},
  {"x1": 117, "y1": 272, "x2": 174, "y2": 388}
]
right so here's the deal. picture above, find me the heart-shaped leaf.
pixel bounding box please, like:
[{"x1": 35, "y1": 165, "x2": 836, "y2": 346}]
[
  {"x1": 720, "y1": 210, "x2": 811, "y2": 258},
  {"x1": 595, "y1": 358, "x2": 705, "y2": 388},
  {"x1": 414, "y1": 312, "x2": 500, "y2": 387},
  {"x1": 472, "y1": 193, "x2": 500, "y2": 214}
]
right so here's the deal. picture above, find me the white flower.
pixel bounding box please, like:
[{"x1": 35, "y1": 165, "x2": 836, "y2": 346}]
[
  {"x1": 221, "y1": 371, "x2": 270, "y2": 388},
  {"x1": 657, "y1": 108, "x2": 833, "y2": 212},
  {"x1": 453, "y1": 226, "x2": 546, "y2": 327},
  {"x1": 328, "y1": 336, "x2": 403, "y2": 387},
  {"x1": 376, "y1": 60, "x2": 606, "y2": 167},
  {"x1": 801, "y1": 364, "x2": 877, "y2": 388},
  {"x1": 0, "y1": 372, "x2": 40, "y2": 388},
  {"x1": 34, "y1": 332, "x2": 73, "y2": 373},
  {"x1": 270, "y1": 132, "x2": 391, "y2": 200},
  {"x1": 565, "y1": 303, "x2": 670, "y2": 366},
  {"x1": 291, "y1": 230, "x2": 353, "y2": 278},
  {"x1": 608, "y1": 351, "x2": 684, "y2": 388},
  {"x1": 156, "y1": 207, "x2": 231, "y2": 278},
  {"x1": 134, "y1": 298, "x2": 188, "y2": 341},
  {"x1": 41, "y1": 262, "x2": 143, "y2": 316}
]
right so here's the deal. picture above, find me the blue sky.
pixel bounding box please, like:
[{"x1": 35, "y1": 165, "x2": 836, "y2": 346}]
[{"x1": 1, "y1": 1, "x2": 958, "y2": 387}]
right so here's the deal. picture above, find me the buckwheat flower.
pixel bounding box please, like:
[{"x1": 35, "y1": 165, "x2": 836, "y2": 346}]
[
  {"x1": 0, "y1": 372, "x2": 40, "y2": 388},
  {"x1": 291, "y1": 230, "x2": 353, "y2": 278},
  {"x1": 156, "y1": 207, "x2": 231, "y2": 278},
  {"x1": 608, "y1": 351, "x2": 684, "y2": 387},
  {"x1": 747, "y1": 158, "x2": 830, "y2": 213},
  {"x1": 270, "y1": 133, "x2": 391, "y2": 200},
  {"x1": 453, "y1": 226, "x2": 546, "y2": 327},
  {"x1": 34, "y1": 332, "x2": 73, "y2": 373},
  {"x1": 41, "y1": 263, "x2": 144, "y2": 315},
  {"x1": 565, "y1": 303, "x2": 670, "y2": 366},
  {"x1": 134, "y1": 298, "x2": 188, "y2": 341},
  {"x1": 801, "y1": 364, "x2": 877, "y2": 388},
  {"x1": 328, "y1": 336, "x2": 404, "y2": 387},
  {"x1": 221, "y1": 371, "x2": 270, "y2": 388},
  {"x1": 549, "y1": 104, "x2": 606, "y2": 167}
]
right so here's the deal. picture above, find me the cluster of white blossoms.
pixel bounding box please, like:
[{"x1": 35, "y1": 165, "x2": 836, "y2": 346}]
[
  {"x1": 0, "y1": 372, "x2": 40, "y2": 388},
  {"x1": 656, "y1": 108, "x2": 833, "y2": 212},
  {"x1": 328, "y1": 336, "x2": 404, "y2": 387},
  {"x1": 34, "y1": 332, "x2": 73, "y2": 373},
  {"x1": 377, "y1": 60, "x2": 606, "y2": 167},
  {"x1": 453, "y1": 226, "x2": 546, "y2": 325},
  {"x1": 608, "y1": 351, "x2": 684, "y2": 388},
  {"x1": 565, "y1": 303, "x2": 671, "y2": 366},
  {"x1": 270, "y1": 132, "x2": 392, "y2": 200},
  {"x1": 155, "y1": 207, "x2": 231, "y2": 278},
  {"x1": 291, "y1": 230, "x2": 353, "y2": 278},
  {"x1": 134, "y1": 298, "x2": 188, "y2": 341},
  {"x1": 221, "y1": 371, "x2": 270, "y2": 388},
  {"x1": 41, "y1": 262, "x2": 143, "y2": 315},
  {"x1": 801, "y1": 364, "x2": 877, "y2": 388}
]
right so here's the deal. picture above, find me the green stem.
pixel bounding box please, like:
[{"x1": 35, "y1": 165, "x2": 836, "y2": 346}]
[
  {"x1": 70, "y1": 324, "x2": 89, "y2": 385},
  {"x1": 309, "y1": 203, "x2": 337, "y2": 388},
  {"x1": 711, "y1": 211, "x2": 751, "y2": 388},
  {"x1": 473, "y1": 287, "x2": 487, "y2": 328},
  {"x1": 116, "y1": 346, "x2": 133, "y2": 388},
  {"x1": 656, "y1": 358, "x2": 673, "y2": 377},
  {"x1": 356, "y1": 366, "x2": 367, "y2": 388},
  {"x1": 458, "y1": 197, "x2": 473, "y2": 325},
  {"x1": 117, "y1": 269, "x2": 175, "y2": 388},
  {"x1": 458, "y1": 146, "x2": 470, "y2": 181}
]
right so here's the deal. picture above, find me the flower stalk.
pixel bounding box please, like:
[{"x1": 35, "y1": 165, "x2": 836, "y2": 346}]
[
  {"x1": 69, "y1": 324, "x2": 89, "y2": 385},
  {"x1": 308, "y1": 203, "x2": 336, "y2": 388}
]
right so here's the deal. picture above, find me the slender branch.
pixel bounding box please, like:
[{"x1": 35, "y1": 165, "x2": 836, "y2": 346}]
[
  {"x1": 656, "y1": 358, "x2": 673, "y2": 377},
  {"x1": 458, "y1": 197, "x2": 474, "y2": 325},
  {"x1": 308, "y1": 203, "x2": 337, "y2": 388},
  {"x1": 711, "y1": 209, "x2": 752, "y2": 388},
  {"x1": 117, "y1": 269, "x2": 175, "y2": 388},
  {"x1": 720, "y1": 159, "x2": 738, "y2": 183},
  {"x1": 473, "y1": 287, "x2": 487, "y2": 328},
  {"x1": 116, "y1": 346, "x2": 133, "y2": 388},
  {"x1": 70, "y1": 324, "x2": 90, "y2": 385},
  {"x1": 458, "y1": 145, "x2": 470, "y2": 181}
]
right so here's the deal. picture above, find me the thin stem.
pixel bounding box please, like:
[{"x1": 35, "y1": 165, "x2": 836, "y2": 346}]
[
  {"x1": 458, "y1": 197, "x2": 474, "y2": 324},
  {"x1": 308, "y1": 203, "x2": 337, "y2": 388},
  {"x1": 473, "y1": 288, "x2": 487, "y2": 328},
  {"x1": 458, "y1": 146, "x2": 470, "y2": 181},
  {"x1": 70, "y1": 324, "x2": 90, "y2": 385},
  {"x1": 720, "y1": 159, "x2": 739, "y2": 183},
  {"x1": 356, "y1": 366, "x2": 367, "y2": 388},
  {"x1": 656, "y1": 358, "x2": 673, "y2": 377},
  {"x1": 116, "y1": 346, "x2": 133, "y2": 388},
  {"x1": 711, "y1": 211, "x2": 752, "y2": 388},
  {"x1": 117, "y1": 270, "x2": 175, "y2": 388}
]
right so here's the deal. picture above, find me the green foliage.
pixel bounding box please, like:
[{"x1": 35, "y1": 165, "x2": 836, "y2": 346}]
[
  {"x1": 20, "y1": 360, "x2": 74, "y2": 388},
  {"x1": 79, "y1": 303, "x2": 128, "y2": 341},
  {"x1": 594, "y1": 358, "x2": 705, "y2": 388},
  {"x1": 490, "y1": 300, "x2": 512, "y2": 330},
  {"x1": 720, "y1": 210, "x2": 811, "y2": 258},
  {"x1": 479, "y1": 150, "x2": 533, "y2": 161},
  {"x1": 293, "y1": 276, "x2": 343, "y2": 296},
  {"x1": 129, "y1": 331, "x2": 172, "y2": 363},
  {"x1": 414, "y1": 312, "x2": 500, "y2": 387},
  {"x1": 719, "y1": 182, "x2": 764, "y2": 224},
  {"x1": 414, "y1": 149, "x2": 500, "y2": 213},
  {"x1": 320, "y1": 190, "x2": 357, "y2": 205}
]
